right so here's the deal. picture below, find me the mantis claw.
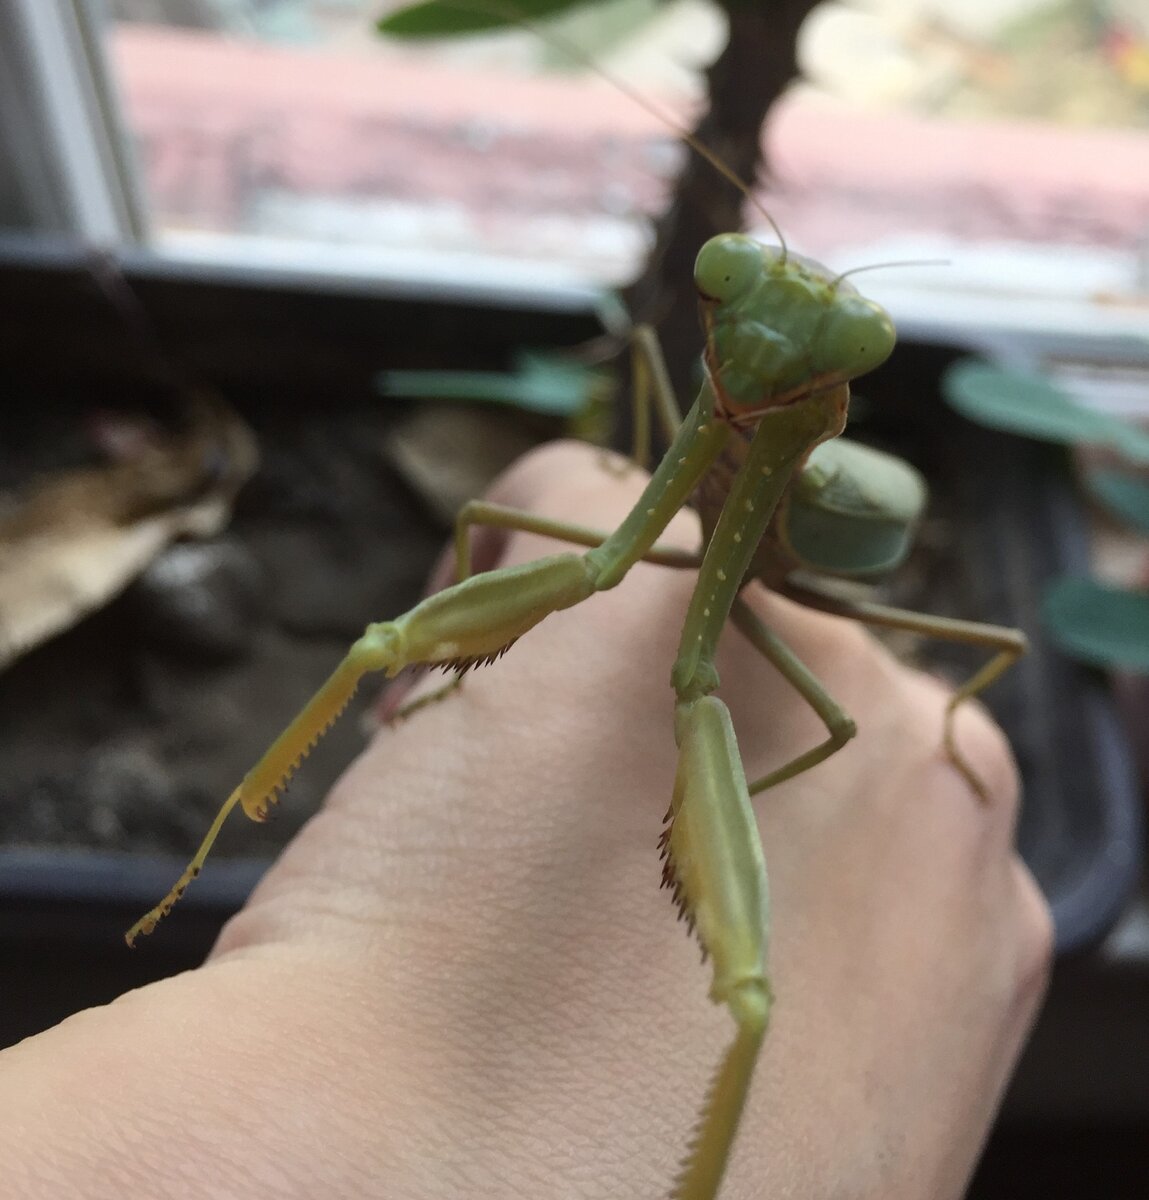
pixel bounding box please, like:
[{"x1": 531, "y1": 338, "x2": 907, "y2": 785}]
[{"x1": 943, "y1": 700, "x2": 992, "y2": 803}]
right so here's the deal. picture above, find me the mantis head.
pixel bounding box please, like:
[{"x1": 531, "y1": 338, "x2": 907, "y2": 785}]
[{"x1": 694, "y1": 233, "x2": 896, "y2": 412}]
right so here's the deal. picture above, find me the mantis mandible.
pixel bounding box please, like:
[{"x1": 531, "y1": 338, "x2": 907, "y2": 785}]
[{"x1": 125, "y1": 224, "x2": 1027, "y2": 1196}]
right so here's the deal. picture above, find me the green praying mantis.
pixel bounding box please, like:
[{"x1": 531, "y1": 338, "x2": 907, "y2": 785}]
[
  {"x1": 122, "y1": 18, "x2": 1027, "y2": 1194},
  {"x1": 125, "y1": 231, "x2": 1027, "y2": 1199}
]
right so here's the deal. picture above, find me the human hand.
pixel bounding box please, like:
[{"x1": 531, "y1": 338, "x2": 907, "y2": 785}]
[{"x1": 0, "y1": 442, "x2": 1051, "y2": 1199}]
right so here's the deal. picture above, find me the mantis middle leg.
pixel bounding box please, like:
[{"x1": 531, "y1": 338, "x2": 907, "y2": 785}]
[
  {"x1": 452, "y1": 500, "x2": 701, "y2": 582},
  {"x1": 729, "y1": 594, "x2": 858, "y2": 794}
]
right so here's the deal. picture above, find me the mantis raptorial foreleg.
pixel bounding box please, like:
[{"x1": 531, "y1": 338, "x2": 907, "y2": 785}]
[
  {"x1": 664, "y1": 694, "x2": 770, "y2": 1200},
  {"x1": 656, "y1": 396, "x2": 844, "y2": 1192},
  {"x1": 390, "y1": 323, "x2": 703, "y2": 724},
  {"x1": 126, "y1": 550, "x2": 601, "y2": 942},
  {"x1": 127, "y1": 391, "x2": 731, "y2": 945},
  {"x1": 781, "y1": 581, "x2": 1027, "y2": 799},
  {"x1": 388, "y1": 501, "x2": 702, "y2": 722}
]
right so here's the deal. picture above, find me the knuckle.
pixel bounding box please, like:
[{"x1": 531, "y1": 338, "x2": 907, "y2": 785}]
[
  {"x1": 823, "y1": 612, "x2": 879, "y2": 662},
  {"x1": 484, "y1": 440, "x2": 637, "y2": 511},
  {"x1": 1012, "y1": 862, "x2": 1055, "y2": 1002}
]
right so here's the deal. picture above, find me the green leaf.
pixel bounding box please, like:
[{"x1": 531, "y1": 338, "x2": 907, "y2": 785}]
[
  {"x1": 1088, "y1": 470, "x2": 1149, "y2": 539},
  {"x1": 378, "y1": 0, "x2": 597, "y2": 38},
  {"x1": 377, "y1": 350, "x2": 601, "y2": 416},
  {"x1": 1043, "y1": 576, "x2": 1149, "y2": 673},
  {"x1": 941, "y1": 361, "x2": 1149, "y2": 465}
]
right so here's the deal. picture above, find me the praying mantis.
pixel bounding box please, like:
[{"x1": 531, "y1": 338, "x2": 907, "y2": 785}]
[
  {"x1": 122, "y1": 14, "x2": 1028, "y2": 1199},
  {"x1": 125, "y1": 238, "x2": 1027, "y2": 1199}
]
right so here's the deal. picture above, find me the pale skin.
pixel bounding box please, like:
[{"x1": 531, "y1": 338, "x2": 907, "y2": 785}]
[{"x1": 0, "y1": 442, "x2": 1051, "y2": 1200}]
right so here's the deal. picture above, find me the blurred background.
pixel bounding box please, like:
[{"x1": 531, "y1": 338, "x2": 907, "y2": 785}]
[{"x1": 97, "y1": 0, "x2": 1149, "y2": 298}]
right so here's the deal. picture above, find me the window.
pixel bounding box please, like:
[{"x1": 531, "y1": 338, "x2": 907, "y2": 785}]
[
  {"x1": 103, "y1": 0, "x2": 722, "y2": 294},
  {"x1": 3, "y1": 0, "x2": 1147, "y2": 359},
  {"x1": 0, "y1": 0, "x2": 145, "y2": 239}
]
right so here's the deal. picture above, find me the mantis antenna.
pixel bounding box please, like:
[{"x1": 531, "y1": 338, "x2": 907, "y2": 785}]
[
  {"x1": 832, "y1": 258, "x2": 951, "y2": 285},
  {"x1": 434, "y1": 0, "x2": 789, "y2": 258}
]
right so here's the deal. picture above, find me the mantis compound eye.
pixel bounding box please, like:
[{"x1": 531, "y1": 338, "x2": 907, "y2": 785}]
[
  {"x1": 694, "y1": 233, "x2": 763, "y2": 303},
  {"x1": 814, "y1": 295, "x2": 897, "y2": 379}
]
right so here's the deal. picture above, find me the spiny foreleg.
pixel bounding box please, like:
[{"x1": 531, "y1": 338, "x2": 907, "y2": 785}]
[
  {"x1": 389, "y1": 502, "x2": 703, "y2": 724},
  {"x1": 128, "y1": 390, "x2": 732, "y2": 945},
  {"x1": 658, "y1": 398, "x2": 845, "y2": 1197},
  {"x1": 125, "y1": 551, "x2": 598, "y2": 945},
  {"x1": 663, "y1": 695, "x2": 771, "y2": 1200}
]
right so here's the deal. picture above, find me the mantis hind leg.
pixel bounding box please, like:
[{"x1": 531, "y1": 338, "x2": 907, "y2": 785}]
[
  {"x1": 729, "y1": 595, "x2": 858, "y2": 794},
  {"x1": 781, "y1": 581, "x2": 1028, "y2": 800}
]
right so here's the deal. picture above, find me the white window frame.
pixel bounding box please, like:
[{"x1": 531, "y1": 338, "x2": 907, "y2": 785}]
[{"x1": 0, "y1": 0, "x2": 147, "y2": 240}]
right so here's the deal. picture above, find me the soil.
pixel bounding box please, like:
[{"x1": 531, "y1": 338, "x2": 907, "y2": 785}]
[{"x1": 0, "y1": 387, "x2": 447, "y2": 860}]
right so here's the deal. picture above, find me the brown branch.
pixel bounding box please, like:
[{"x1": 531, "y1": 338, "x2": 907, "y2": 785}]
[{"x1": 622, "y1": 0, "x2": 821, "y2": 422}]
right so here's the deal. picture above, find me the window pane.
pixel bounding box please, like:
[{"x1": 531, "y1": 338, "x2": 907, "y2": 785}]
[
  {"x1": 104, "y1": 0, "x2": 1149, "y2": 311},
  {"x1": 105, "y1": 0, "x2": 719, "y2": 287}
]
